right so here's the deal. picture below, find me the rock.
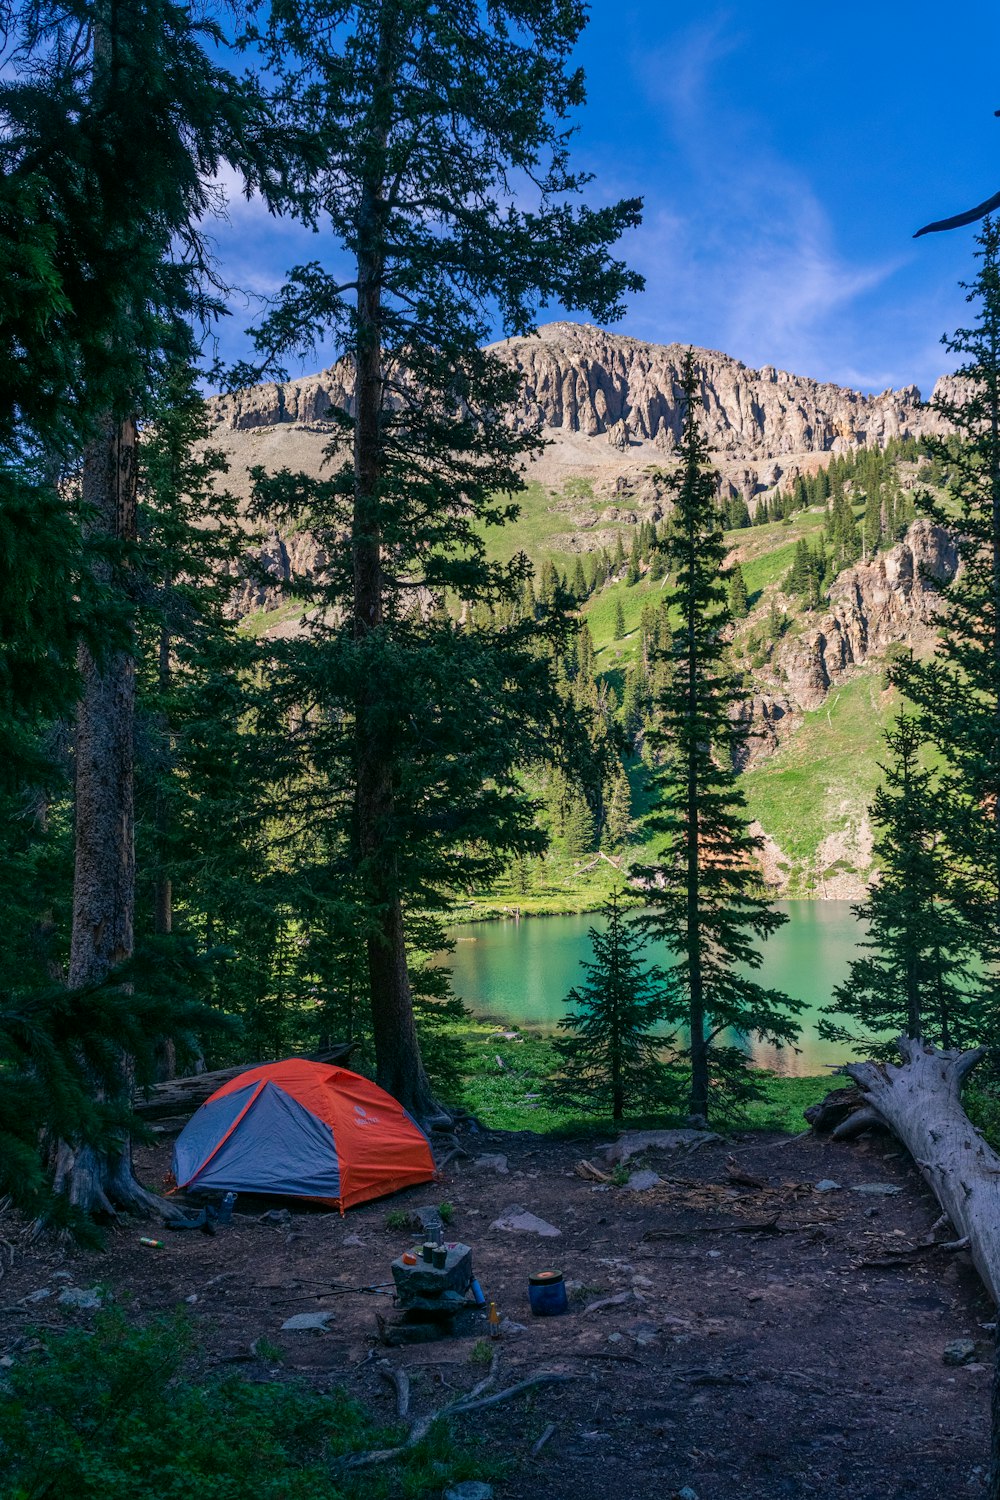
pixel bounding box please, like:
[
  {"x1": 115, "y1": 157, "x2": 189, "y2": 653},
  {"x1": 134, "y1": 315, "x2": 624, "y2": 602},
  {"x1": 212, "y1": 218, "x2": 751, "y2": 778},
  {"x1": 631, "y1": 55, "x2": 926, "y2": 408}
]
[
  {"x1": 51, "y1": 1271, "x2": 73, "y2": 1281},
  {"x1": 342, "y1": 1232, "x2": 365, "y2": 1247},
  {"x1": 778, "y1": 518, "x2": 958, "y2": 713},
  {"x1": 850, "y1": 1183, "x2": 903, "y2": 1196},
  {"x1": 185, "y1": 1294, "x2": 199, "y2": 1304},
  {"x1": 22, "y1": 1289, "x2": 53, "y2": 1304},
  {"x1": 943, "y1": 1339, "x2": 977, "y2": 1367},
  {"x1": 57, "y1": 1286, "x2": 105, "y2": 1310},
  {"x1": 499, "y1": 1318, "x2": 527, "y2": 1335},
  {"x1": 625, "y1": 1169, "x2": 662, "y2": 1191},
  {"x1": 489, "y1": 1205, "x2": 560, "y2": 1237},
  {"x1": 410, "y1": 1204, "x2": 444, "y2": 1230},
  {"x1": 281, "y1": 1312, "x2": 334, "y2": 1332},
  {"x1": 677, "y1": 1488, "x2": 700, "y2": 1500},
  {"x1": 444, "y1": 1484, "x2": 494, "y2": 1500},
  {"x1": 474, "y1": 1154, "x2": 509, "y2": 1174},
  {"x1": 260, "y1": 1208, "x2": 293, "y2": 1226},
  {"x1": 602, "y1": 1129, "x2": 722, "y2": 1165},
  {"x1": 627, "y1": 1320, "x2": 660, "y2": 1347},
  {"x1": 815, "y1": 1180, "x2": 842, "y2": 1193}
]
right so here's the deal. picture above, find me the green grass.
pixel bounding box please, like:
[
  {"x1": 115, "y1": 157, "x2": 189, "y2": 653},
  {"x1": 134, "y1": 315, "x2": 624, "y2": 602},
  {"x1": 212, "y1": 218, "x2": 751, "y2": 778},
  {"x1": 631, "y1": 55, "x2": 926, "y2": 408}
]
[
  {"x1": 741, "y1": 671, "x2": 897, "y2": 892},
  {"x1": 455, "y1": 1021, "x2": 828, "y2": 1137}
]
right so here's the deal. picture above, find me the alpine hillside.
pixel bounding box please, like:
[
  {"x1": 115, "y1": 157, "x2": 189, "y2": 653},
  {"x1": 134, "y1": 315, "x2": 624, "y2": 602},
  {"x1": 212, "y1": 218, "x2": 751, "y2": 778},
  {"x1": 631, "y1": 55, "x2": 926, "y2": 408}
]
[{"x1": 207, "y1": 324, "x2": 956, "y2": 902}]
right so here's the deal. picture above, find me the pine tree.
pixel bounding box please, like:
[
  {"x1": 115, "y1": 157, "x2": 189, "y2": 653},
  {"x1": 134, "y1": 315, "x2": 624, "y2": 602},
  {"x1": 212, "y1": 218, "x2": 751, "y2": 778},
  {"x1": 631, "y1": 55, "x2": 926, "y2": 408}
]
[
  {"x1": 572, "y1": 557, "x2": 588, "y2": 601},
  {"x1": 613, "y1": 596, "x2": 627, "y2": 638},
  {"x1": 641, "y1": 354, "x2": 800, "y2": 1121},
  {"x1": 895, "y1": 219, "x2": 1000, "y2": 1033},
  {"x1": 603, "y1": 768, "x2": 633, "y2": 852},
  {"x1": 626, "y1": 532, "x2": 642, "y2": 585},
  {"x1": 820, "y1": 717, "x2": 975, "y2": 1057},
  {"x1": 549, "y1": 892, "x2": 678, "y2": 1121},
  {"x1": 726, "y1": 562, "x2": 749, "y2": 619},
  {"x1": 562, "y1": 790, "x2": 595, "y2": 862},
  {"x1": 249, "y1": 0, "x2": 641, "y2": 1117}
]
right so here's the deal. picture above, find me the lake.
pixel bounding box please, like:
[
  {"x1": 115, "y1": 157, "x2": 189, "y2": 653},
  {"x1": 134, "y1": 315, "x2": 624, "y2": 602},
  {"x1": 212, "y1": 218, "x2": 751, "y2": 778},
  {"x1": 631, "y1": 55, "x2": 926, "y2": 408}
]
[{"x1": 442, "y1": 902, "x2": 865, "y2": 1077}]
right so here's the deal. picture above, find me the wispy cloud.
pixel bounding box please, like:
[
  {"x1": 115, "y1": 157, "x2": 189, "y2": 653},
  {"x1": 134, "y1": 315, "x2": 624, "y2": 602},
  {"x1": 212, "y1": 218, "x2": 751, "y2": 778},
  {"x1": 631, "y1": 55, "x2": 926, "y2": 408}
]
[{"x1": 616, "y1": 16, "x2": 909, "y2": 390}]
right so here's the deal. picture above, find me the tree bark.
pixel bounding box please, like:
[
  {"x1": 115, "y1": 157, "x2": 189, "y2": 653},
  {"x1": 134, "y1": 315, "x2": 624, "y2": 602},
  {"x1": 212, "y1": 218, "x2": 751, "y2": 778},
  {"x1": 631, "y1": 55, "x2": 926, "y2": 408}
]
[
  {"x1": 58, "y1": 416, "x2": 171, "y2": 1218},
  {"x1": 845, "y1": 1036, "x2": 1000, "y2": 1304}
]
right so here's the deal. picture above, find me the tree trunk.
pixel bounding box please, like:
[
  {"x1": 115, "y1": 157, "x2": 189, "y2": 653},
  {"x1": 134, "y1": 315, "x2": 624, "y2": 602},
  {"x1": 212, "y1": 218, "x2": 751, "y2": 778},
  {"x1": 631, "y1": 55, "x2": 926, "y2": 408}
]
[
  {"x1": 351, "y1": 4, "x2": 442, "y2": 1126},
  {"x1": 58, "y1": 416, "x2": 171, "y2": 1218},
  {"x1": 845, "y1": 1036, "x2": 1000, "y2": 1304}
]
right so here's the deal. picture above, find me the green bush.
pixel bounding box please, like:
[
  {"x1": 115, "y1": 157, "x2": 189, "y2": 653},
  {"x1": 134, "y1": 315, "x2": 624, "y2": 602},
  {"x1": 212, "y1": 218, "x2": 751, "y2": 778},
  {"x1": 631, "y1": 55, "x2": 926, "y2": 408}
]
[{"x1": 0, "y1": 1311, "x2": 485, "y2": 1499}]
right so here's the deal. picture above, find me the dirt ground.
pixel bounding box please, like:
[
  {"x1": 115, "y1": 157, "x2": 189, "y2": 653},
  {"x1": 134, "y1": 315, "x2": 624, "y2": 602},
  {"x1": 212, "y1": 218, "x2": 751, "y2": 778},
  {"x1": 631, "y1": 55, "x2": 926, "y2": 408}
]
[{"x1": 1, "y1": 1126, "x2": 993, "y2": 1500}]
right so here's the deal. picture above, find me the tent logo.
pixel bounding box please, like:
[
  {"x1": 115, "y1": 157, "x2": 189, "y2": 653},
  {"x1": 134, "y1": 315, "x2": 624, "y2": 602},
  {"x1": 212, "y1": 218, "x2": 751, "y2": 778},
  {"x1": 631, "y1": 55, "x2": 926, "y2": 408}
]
[{"x1": 354, "y1": 1103, "x2": 380, "y2": 1126}]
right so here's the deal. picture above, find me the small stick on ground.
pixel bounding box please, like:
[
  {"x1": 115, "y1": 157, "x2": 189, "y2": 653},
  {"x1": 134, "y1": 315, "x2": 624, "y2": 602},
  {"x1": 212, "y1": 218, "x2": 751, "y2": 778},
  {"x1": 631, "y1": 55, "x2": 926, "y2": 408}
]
[{"x1": 531, "y1": 1422, "x2": 556, "y2": 1457}]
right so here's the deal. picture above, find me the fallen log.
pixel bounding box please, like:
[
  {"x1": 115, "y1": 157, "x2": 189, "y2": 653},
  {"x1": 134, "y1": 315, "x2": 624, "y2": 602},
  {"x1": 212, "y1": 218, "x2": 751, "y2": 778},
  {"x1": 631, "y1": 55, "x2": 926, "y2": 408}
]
[
  {"x1": 133, "y1": 1042, "x2": 358, "y2": 1122},
  {"x1": 804, "y1": 1084, "x2": 885, "y2": 1140},
  {"x1": 843, "y1": 1036, "x2": 1000, "y2": 1304}
]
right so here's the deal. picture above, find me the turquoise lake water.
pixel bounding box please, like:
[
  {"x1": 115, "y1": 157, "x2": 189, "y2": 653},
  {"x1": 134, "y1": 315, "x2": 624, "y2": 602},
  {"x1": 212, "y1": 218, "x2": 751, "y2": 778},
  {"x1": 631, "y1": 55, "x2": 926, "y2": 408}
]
[{"x1": 442, "y1": 902, "x2": 865, "y2": 1077}]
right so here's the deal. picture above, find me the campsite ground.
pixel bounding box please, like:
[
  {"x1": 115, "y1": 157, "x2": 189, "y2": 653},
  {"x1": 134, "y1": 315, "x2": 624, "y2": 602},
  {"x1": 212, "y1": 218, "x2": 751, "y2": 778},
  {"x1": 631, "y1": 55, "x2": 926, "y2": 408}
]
[{"x1": 0, "y1": 1126, "x2": 992, "y2": 1499}]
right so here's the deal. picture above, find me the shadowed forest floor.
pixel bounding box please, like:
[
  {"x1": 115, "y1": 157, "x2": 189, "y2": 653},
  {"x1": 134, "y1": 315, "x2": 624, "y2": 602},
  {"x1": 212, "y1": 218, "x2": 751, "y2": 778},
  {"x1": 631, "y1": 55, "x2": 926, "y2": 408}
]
[{"x1": 1, "y1": 1127, "x2": 992, "y2": 1498}]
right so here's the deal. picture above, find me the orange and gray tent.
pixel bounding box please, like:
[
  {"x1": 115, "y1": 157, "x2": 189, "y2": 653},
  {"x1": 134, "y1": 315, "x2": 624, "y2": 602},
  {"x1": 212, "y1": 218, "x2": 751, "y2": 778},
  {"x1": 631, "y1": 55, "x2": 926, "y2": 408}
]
[{"x1": 172, "y1": 1060, "x2": 435, "y2": 1212}]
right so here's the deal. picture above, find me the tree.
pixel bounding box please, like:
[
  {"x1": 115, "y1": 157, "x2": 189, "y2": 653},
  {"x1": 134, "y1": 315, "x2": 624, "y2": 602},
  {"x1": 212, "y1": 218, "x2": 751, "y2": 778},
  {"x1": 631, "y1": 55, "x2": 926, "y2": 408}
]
[
  {"x1": 895, "y1": 219, "x2": 1000, "y2": 1037},
  {"x1": 641, "y1": 354, "x2": 800, "y2": 1122},
  {"x1": 820, "y1": 717, "x2": 976, "y2": 1058},
  {"x1": 248, "y1": 1, "x2": 642, "y2": 1119},
  {"x1": 626, "y1": 531, "x2": 641, "y2": 585},
  {"x1": 726, "y1": 562, "x2": 749, "y2": 619},
  {"x1": 549, "y1": 892, "x2": 677, "y2": 1122},
  {"x1": 1, "y1": 0, "x2": 279, "y2": 1216},
  {"x1": 613, "y1": 596, "x2": 627, "y2": 639}
]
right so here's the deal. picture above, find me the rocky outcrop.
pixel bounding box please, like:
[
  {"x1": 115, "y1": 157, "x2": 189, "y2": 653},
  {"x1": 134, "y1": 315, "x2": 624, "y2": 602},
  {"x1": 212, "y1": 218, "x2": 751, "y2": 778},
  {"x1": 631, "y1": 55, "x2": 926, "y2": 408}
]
[
  {"x1": 492, "y1": 323, "x2": 941, "y2": 457},
  {"x1": 777, "y1": 519, "x2": 959, "y2": 710},
  {"x1": 207, "y1": 323, "x2": 945, "y2": 464},
  {"x1": 208, "y1": 362, "x2": 355, "y2": 431}
]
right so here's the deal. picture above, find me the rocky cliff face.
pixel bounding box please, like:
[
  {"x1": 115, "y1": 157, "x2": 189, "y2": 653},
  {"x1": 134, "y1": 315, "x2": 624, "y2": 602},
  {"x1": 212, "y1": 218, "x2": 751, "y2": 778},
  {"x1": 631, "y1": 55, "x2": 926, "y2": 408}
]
[
  {"x1": 777, "y1": 519, "x2": 958, "y2": 711},
  {"x1": 490, "y1": 323, "x2": 940, "y2": 458},
  {"x1": 206, "y1": 322, "x2": 944, "y2": 466}
]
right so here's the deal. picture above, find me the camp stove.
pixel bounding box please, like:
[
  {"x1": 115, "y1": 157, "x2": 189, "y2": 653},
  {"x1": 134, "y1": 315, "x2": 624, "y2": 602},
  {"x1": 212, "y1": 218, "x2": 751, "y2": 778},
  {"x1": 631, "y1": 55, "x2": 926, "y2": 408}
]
[{"x1": 390, "y1": 1241, "x2": 474, "y2": 1318}]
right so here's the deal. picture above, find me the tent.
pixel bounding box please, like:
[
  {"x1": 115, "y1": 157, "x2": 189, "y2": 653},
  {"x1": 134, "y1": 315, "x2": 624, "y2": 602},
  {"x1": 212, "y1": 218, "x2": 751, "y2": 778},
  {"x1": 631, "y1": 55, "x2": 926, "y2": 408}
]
[{"x1": 172, "y1": 1059, "x2": 435, "y2": 1212}]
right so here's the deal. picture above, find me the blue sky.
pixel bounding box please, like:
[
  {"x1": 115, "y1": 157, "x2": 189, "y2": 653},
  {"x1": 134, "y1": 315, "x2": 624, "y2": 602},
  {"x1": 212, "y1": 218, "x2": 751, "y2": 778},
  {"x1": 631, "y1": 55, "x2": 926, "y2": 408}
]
[{"x1": 207, "y1": 2, "x2": 1000, "y2": 398}]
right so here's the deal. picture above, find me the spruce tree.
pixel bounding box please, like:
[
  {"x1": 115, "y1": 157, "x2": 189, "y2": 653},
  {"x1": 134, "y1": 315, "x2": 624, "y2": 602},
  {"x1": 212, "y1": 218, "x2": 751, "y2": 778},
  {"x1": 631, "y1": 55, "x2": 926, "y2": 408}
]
[
  {"x1": 613, "y1": 595, "x2": 627, "y2": 638},
  {"x1": 726, "y1": 562, "x2": 749, "y2": 619},
  {"x1": 248, "y1": 0, "x2": 642, "y2": 1118},
  {"x1": 641, "y1": 354, "x2": 800, "y2": 1121},
  {"x1": 626, "y1": 532, "x2": 641, "y2": 585},
  {"x1": 820, "y1": 717, "x2": 975, "y2": 1058},
  {"x1": 895, "y1": 219, "x2": 1000, "y2": 1032},
  {"x1": 549, "y1": 892, "x2": 677, "y2": 1122}
]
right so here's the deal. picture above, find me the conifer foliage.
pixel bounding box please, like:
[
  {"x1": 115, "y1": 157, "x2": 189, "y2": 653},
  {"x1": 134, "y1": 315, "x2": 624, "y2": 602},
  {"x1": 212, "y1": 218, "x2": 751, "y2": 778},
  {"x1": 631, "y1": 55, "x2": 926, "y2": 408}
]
[
  {"x1": 549, "y1": 892, "x2": 676, "y2": 1122},
  {"x1": 895, "y1": 219, "x2": 1000, "y2": 1032},
  {"x1": 244, "y1": 1, "x2": 642, "y2": 1120},
  {"x1": 820, "y1": 717, "x2": 975, "y2": 1057},
  {"x1": 642, "y1": 354, "x2": 800, "y2": 1121}
]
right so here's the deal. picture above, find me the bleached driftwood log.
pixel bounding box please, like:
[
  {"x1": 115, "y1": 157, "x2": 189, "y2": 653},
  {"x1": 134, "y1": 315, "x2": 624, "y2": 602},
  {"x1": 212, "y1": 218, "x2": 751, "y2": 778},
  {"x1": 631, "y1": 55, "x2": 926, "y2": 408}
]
[{"x1": 845, "y1": 1036, "x2": 1000, "y2": 1304}]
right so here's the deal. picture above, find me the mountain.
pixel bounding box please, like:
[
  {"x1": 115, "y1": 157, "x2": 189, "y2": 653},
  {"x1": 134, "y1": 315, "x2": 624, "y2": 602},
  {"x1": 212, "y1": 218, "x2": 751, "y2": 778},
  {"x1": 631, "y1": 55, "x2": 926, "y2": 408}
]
[{"x1": 206, "y1": 324, "x2": 953, "y2": 897}]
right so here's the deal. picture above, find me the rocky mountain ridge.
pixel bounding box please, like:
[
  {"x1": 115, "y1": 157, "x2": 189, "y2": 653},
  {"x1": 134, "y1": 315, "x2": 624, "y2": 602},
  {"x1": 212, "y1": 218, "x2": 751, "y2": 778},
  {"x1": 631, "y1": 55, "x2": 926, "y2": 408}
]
[{"x1": 207, "y1": 321, "x2": 947, "y2": 469}]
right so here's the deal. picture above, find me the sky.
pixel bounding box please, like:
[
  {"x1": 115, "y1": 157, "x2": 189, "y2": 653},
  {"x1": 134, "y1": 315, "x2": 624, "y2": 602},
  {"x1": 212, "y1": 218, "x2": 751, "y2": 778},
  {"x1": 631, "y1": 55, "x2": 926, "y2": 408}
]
[{"x1": 206, "y1": 2, "x2": 1000, "y2": 399}]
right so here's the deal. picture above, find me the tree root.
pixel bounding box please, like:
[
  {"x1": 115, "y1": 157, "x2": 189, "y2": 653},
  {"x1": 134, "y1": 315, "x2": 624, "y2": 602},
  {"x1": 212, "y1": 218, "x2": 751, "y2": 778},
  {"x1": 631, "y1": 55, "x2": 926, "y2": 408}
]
[{"x1": 344, "y1": 1350, "x2": 578, "y2": 1470}]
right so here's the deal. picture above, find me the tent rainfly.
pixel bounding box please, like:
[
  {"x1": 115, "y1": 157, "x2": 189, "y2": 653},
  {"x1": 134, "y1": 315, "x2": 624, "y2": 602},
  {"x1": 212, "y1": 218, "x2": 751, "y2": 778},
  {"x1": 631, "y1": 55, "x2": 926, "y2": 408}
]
[{"x1": 172, "y1": 1060, "x2": 435, "y2": 1212}]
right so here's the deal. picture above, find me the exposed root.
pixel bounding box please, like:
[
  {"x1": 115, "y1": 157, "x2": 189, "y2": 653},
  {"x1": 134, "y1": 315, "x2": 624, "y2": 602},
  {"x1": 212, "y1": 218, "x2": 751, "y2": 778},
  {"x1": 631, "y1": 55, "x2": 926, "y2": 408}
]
[{"x1": 344, "y1": 1350, "x2": 578, "y2": 1470}]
